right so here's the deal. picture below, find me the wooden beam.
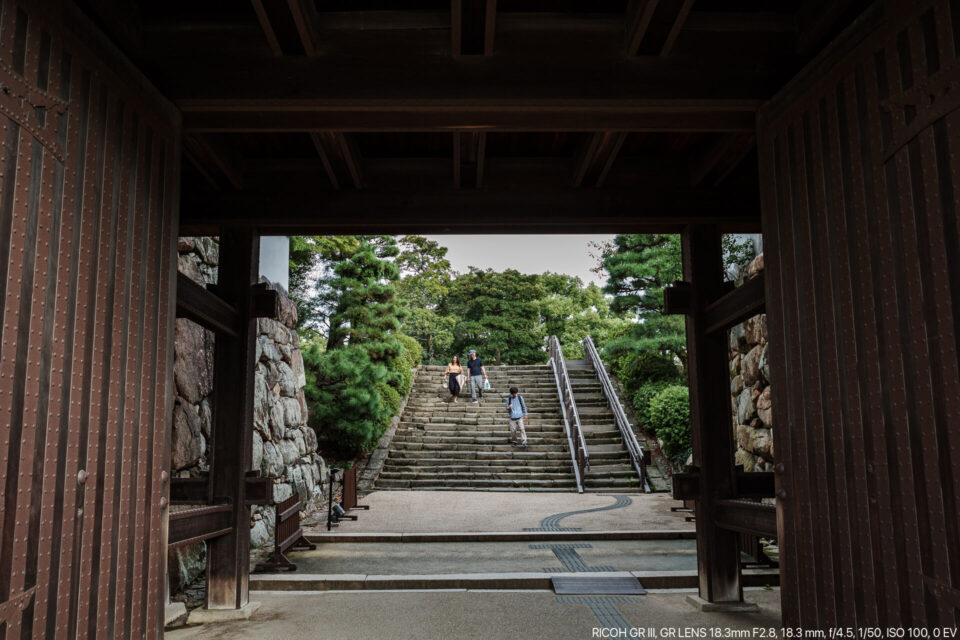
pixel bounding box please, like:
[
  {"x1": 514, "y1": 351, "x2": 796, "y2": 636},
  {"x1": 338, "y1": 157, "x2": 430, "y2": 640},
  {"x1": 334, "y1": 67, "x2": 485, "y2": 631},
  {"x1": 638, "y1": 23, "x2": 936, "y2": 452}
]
[
  {"x1": 452, "y1": 0, "x2": 497, "y2": 55},
  {"x1": 179, "y1": 184, "x2": 761, "y2": 235},
  {"x1": 250, "y1": 0, "x2": 319, "y2": 56},
  {"x1": 310, "y1": 131, "x2": 362, "y2": 189},
  {"x1": 688, "y1": 133, "x2": 756, "y2": 187},
  {"x1": 714, "y1": 500, "x2": 778, "y2": 538},
  {"x1": 573, "y1": 132, "x2": 627, "y2": 187},
  {"x1": 166, "y1": 51, "x2": 781, "y2": 132},
  {"x1": 795, "y1": 0, "x2": 870, "y2": 56},
  {"x1": 183, "y1": 134, "x2": 244, "y2": 191},
  {"x1": 672, "y1": 471, "x2": 776, "y2": 501},
  {"x1": 704, "y1": 273, "x2": 765, "y2": 335},
  {"x1": 170, "y1": 476, "x2": 274, "y2": 506},
  {"x1": 453, "y1": 132, "x2": 486, "y2": 188},
  {"x1": 626, "y1": 0, "x2": 695, "y2": 56},
  {"x1": 175, "y1": 273, "x2": 240, "y2": 337},
  {"x1": 682, "y1": 224, "x2": 744, "y2": 604},
  {"x1": 206, "y1": 229, "x2": 260, "y2": 610},
  {"x1": 168, "y1": 505, "x2": 234, "y2": 549}
]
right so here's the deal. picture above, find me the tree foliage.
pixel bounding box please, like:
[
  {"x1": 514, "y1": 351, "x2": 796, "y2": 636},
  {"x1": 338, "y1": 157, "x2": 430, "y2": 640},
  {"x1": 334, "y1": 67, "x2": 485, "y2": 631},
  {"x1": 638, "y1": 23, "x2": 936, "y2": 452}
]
[{"x1": 441, "y1": 269, "x2": 546, "y2": 365}]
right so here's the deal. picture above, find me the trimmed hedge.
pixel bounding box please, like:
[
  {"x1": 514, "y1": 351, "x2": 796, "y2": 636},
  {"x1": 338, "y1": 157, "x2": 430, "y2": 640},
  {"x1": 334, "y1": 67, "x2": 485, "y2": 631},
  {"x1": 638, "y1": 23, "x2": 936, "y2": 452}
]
[{"x1": 647, "y1": 385, "x2": 691, "y2": 463}]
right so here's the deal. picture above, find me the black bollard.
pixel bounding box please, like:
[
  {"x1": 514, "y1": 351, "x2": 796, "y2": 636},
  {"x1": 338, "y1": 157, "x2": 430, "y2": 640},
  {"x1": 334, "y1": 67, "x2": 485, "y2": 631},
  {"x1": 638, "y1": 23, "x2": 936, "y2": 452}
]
[{"x1": 327, "y1": 467, "x2": 341, "y2": 531}]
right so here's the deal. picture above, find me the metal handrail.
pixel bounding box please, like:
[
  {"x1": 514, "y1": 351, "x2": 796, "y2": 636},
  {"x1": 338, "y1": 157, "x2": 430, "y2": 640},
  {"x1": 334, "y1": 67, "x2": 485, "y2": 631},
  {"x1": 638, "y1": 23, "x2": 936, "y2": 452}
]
[
  {"x1": 548, "y1": 336, "x2": 588, "y2": 492},
  {"x1": 581, "y1": 335, "x2": 650, "y2": 492}
]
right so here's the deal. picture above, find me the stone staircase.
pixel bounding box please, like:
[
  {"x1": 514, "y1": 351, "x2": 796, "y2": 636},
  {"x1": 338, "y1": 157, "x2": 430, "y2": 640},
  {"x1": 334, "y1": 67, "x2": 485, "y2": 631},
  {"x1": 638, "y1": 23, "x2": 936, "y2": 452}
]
[
  {"x1": 377, "y1": 365, "x2": 574, "y2": 491},
  {"x1": 565, "y1": 360, "x2": 645, "y2": 492},
  {"x1": 376, "y1": 363, "x2": 646, "y2": 492}
]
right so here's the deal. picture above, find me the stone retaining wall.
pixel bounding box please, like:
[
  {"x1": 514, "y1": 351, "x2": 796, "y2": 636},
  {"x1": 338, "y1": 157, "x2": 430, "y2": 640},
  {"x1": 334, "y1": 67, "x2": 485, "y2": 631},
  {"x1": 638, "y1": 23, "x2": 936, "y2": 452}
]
[
  {"x1": 729, "y1": 254, "x2": 774, "y2": 473},
  {"x1": 168, "y1": 237, "x2": 327, "y2": 592}
]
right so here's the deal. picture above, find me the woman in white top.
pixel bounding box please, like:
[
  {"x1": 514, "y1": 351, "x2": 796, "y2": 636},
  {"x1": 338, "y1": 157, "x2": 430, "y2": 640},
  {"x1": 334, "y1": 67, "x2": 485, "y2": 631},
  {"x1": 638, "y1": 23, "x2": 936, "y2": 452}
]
[{"x1": 444, "y1": 355, "x2": 464, "y2": 403}]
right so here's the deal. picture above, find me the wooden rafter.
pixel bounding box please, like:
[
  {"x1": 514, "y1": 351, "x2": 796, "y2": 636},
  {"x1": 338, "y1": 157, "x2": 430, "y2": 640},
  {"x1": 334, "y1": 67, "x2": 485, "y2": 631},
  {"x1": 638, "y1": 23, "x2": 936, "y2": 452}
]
[
  {"x1": 451, "y1": 0, "x2": 497, "y2": 55},
  {"x1": 688, "y1": 133, "x2": 756, "y2": 187},
  {"x1": 250, "y1": 0, "x2": 319, "y2": 56},
  {"x1": 453, "y1": 132, "x2": 486, "y2": 188},
  {"x1": 183, "y1": 134, "x2": 244, "y2": 190},
  {"x1": 626, "y1": 0, "x2": 695, "y2": 56},
  {"x1": 310, "y1": 131, "x2": 363, "y2": 189},
  {"x1": 572, "y1": 132, "x2": 627, "y2": 187}
]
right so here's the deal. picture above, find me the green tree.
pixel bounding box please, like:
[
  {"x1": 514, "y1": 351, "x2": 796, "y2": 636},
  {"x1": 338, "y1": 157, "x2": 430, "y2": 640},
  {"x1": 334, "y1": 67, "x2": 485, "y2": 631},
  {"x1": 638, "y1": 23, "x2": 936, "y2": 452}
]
[
  {"x1": 288, "y1": 235, "x2": 361, "y2": 338},
  {"x1": 325, "y1": 236, "x2": 405, "y2": 356},
  {"x1": 442, "y1": 268, "x2": 546, "y2": 365},
  {"x1": 601, "y1": 234, "x2": 687, "y2": 368},
  {"x1": 536, "y1": 273, "x2": 627, "y2": 359},
  {"x1": 395, "y1": 236, "x2": 457, "y2": 364}
]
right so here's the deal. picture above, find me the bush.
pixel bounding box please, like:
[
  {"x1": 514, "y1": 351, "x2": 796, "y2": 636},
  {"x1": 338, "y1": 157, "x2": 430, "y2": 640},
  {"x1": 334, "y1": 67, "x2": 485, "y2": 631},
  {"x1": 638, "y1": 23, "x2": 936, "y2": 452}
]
[
  {"x1": 613, "y1": 351, "x2": 680, "y2": 391},
  {"x1": 302, "y1": 343, "x2": 392, "y2": 457},
  {"x1": 632, "y1": 380, "x2": 674, "y2": 430},
  {"x1": 397, "y1": 333, "x2": 423, "y2": 368},
  {"x1": 377, "y1": 382, "x2": 402, "y2": 425},
  {"x1": 647, "y1": 385, "x2": 691, "y2": 463}
]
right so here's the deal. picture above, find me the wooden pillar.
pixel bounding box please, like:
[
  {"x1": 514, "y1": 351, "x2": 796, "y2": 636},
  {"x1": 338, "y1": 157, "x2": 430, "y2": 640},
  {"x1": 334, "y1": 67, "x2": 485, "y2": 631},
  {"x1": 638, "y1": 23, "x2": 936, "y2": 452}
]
[
  {"x1": 206, "y1": 228, "x2": 259, "y2": 609},
  {"x1": 681, "y1": 224, "x2": 743, "y2": 603}
]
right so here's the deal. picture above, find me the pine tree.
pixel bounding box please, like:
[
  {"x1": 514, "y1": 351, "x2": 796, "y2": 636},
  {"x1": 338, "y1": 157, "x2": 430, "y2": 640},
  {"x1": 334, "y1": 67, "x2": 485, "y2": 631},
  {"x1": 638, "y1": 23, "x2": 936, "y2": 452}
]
[{"x1": 442, "y1": 269, "x2": 546, "y2": 365}]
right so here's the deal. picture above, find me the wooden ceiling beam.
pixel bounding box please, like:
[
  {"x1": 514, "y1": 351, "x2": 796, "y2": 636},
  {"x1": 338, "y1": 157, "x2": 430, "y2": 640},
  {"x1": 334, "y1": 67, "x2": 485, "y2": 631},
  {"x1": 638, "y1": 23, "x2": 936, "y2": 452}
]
[
  {"x1": 179, "y1": 184, "x2": 760, "y2": 236},
  {"x1": 795, "y1": 0, "x2": 871, "y2": 56},
  {"x1": 626, "y1": 0, "x2": 695, "y2": 56},
  {"x1": 452, "y1": 0, "x2": 497, "y2": 55},
  {"x1": 310, "y1": 131, "x2": 362, "y2": 189},
  {"x1": 573, "y1": 132, "x2": 627, "y2": 187},
  {"x1": 250, "y1": 0, "x2": 319, "y2": 56},
  {"x1": 688, "y1": 133, "x2": 756, "y2": 187},
  {"x1": 183, "y1": 134, "x2": 244, "y2": 190},
  {"x1": 453, "y1": 132, "x2": 486, "y2": 188}
]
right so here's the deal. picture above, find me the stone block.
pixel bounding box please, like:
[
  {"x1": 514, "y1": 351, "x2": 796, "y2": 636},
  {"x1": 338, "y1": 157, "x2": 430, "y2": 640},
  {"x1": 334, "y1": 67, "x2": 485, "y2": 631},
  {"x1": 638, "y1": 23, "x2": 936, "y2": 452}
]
[
  {"x1": 742, "y1": 345, "x2": 762, "y2": 387},
  {"x1": 173, "y1": 319, "x2": 214, "y2": 404},
  {"x1": 736, "y1": 387, "x2": 756, "y2": 425},
  {"x1": 756, "y1": 386, "x2": 772, "y2": 426},
  {"x1": 252, "y1": 431, "x2": 264, "y2": 472},
  {"x1": 171, "y1": 397, "x2": 204, "y2": 470}
]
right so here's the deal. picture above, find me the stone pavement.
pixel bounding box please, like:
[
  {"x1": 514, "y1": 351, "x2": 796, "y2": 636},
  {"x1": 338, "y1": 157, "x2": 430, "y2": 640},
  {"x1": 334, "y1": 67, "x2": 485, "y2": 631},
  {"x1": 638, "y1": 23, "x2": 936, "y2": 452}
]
[
  {"x1": 304, "y1": 490, "x2": 693, "y2": 534},
  {"x1": 166, "y1": 589, "x2": 782, "y2": 640},
  {"x1": 275, "y1": 539, "x2": 698, "y2": 574}
]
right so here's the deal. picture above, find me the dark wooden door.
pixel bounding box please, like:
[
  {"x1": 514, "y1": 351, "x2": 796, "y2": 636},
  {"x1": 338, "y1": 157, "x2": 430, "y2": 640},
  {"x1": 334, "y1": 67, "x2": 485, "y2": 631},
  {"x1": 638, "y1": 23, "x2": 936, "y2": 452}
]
[
  {"x1": 759, "y1": 0, "x2": 960, "y2": 629},
  {"x1": 0, "y1": 1, "x2": 180, "y2": 637}
]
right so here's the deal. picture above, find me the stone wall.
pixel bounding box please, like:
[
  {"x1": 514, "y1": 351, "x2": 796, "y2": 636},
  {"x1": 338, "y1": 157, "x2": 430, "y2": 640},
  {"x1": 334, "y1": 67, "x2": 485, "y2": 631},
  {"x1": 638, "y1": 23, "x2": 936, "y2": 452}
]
[
  {"x1": 169, "y1": 237, "x2": 327, "y2": 592},
  {"x1": 728, "y1": 254, "x2": 774, "y2": 473}
]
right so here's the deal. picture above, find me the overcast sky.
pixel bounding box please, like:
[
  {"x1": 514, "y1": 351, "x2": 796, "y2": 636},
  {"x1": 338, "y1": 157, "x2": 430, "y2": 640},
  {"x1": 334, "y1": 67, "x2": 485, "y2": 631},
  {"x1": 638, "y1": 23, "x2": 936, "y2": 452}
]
[{"x1": 425, "y1": 235, "x2": 615, "y2": 287}]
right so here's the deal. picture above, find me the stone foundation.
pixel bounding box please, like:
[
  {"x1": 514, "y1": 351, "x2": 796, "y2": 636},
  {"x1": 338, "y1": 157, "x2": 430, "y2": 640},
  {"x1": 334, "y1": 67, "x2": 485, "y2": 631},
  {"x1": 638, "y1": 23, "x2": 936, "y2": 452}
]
[
  {"x1": 169, "y1": 237, "x2": 327, "y2": 592},
  {"x1": 729, "y1": 254, "x2": 774, "y2": 473}
]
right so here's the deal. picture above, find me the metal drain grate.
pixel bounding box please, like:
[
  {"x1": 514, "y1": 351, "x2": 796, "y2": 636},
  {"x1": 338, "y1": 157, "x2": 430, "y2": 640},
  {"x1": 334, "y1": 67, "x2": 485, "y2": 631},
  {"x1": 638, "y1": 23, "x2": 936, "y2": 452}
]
[{"x1": 551, "y1": 576, "x2": 647, "y2": 595}]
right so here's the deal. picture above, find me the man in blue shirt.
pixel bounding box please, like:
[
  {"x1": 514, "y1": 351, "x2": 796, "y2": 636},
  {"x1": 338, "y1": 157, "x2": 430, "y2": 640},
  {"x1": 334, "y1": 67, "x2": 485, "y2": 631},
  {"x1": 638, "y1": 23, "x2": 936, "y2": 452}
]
[
  {"x1": 506, "y1": 386, "x2": 528, "y2": 447},
  {"x1": 466, "y1": 350, "x2": 487, "y2": 403}
]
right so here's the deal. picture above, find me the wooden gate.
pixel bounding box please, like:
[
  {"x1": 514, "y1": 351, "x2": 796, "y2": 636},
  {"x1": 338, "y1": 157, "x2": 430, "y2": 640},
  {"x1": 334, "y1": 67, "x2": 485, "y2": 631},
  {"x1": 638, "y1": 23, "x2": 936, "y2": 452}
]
[
  {"x1": 759, "y1": 0, "x2": 960, "y2": 628},
  {"x1": 0, "y1": 0, "x2": 180, "y2": 637}
]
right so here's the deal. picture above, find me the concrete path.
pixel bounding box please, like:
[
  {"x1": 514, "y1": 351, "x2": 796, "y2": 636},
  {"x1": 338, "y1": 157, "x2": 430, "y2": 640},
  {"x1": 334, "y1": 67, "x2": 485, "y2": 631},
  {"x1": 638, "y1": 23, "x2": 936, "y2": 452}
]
[
  {"x1": 282, "y1": 539, "x2": 697, "y2": 574},
  {"x1": 166, "y1": 589, "x2": 782, "y2": 639},
  {"x1": 305, "y1": 490, "x2": 692, "y2": 534}
]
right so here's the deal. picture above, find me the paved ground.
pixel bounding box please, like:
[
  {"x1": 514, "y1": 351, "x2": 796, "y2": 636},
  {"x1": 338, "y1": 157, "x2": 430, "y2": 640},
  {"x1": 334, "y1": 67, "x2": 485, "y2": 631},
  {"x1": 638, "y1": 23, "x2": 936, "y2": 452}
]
[
  {"x1": 166, "y1": 589, "x2": 782, "y2": 639},
  {"x1": 286, "y1": 539, "x2": 697, "y2": 574},
  {"x1": 304, "y1": 490, "x2": 693, "y2": 534}
]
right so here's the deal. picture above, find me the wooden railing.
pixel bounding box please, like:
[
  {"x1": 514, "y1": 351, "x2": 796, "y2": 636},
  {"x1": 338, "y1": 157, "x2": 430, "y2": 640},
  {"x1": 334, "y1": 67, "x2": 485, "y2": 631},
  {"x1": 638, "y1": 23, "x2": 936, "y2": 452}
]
[
  {"x1": 548, "y1": 336, "x2": 588, "y2": 493},
  {"x1": 582, "y1": 335, "x2": 650, "y2": 492}
]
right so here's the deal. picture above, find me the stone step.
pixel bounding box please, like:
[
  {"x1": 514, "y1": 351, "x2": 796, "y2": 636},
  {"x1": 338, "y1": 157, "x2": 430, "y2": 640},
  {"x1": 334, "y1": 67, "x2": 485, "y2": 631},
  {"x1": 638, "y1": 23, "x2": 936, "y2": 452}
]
[
  {"x1": 389, "y1": 442, "x2": 568, "y2": 452},
  {"x1": 387, "y1": 449, "x2": 629, "y2": 462},
  {"x1": 397, "y1": 424, "x2": 566, "y2": 434},
  {"x1": 378, "y1": 470, "x2": 576, "y2": 481},
  {"x1": 383, "y1": 457, "x2": 573, "y2": 469},
  {"x1": 390, "y1": 435, "x2": 571, "y2": 446},
  {"x1": 376, "y1": 478, "x2": 578, "y2": 489}
]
